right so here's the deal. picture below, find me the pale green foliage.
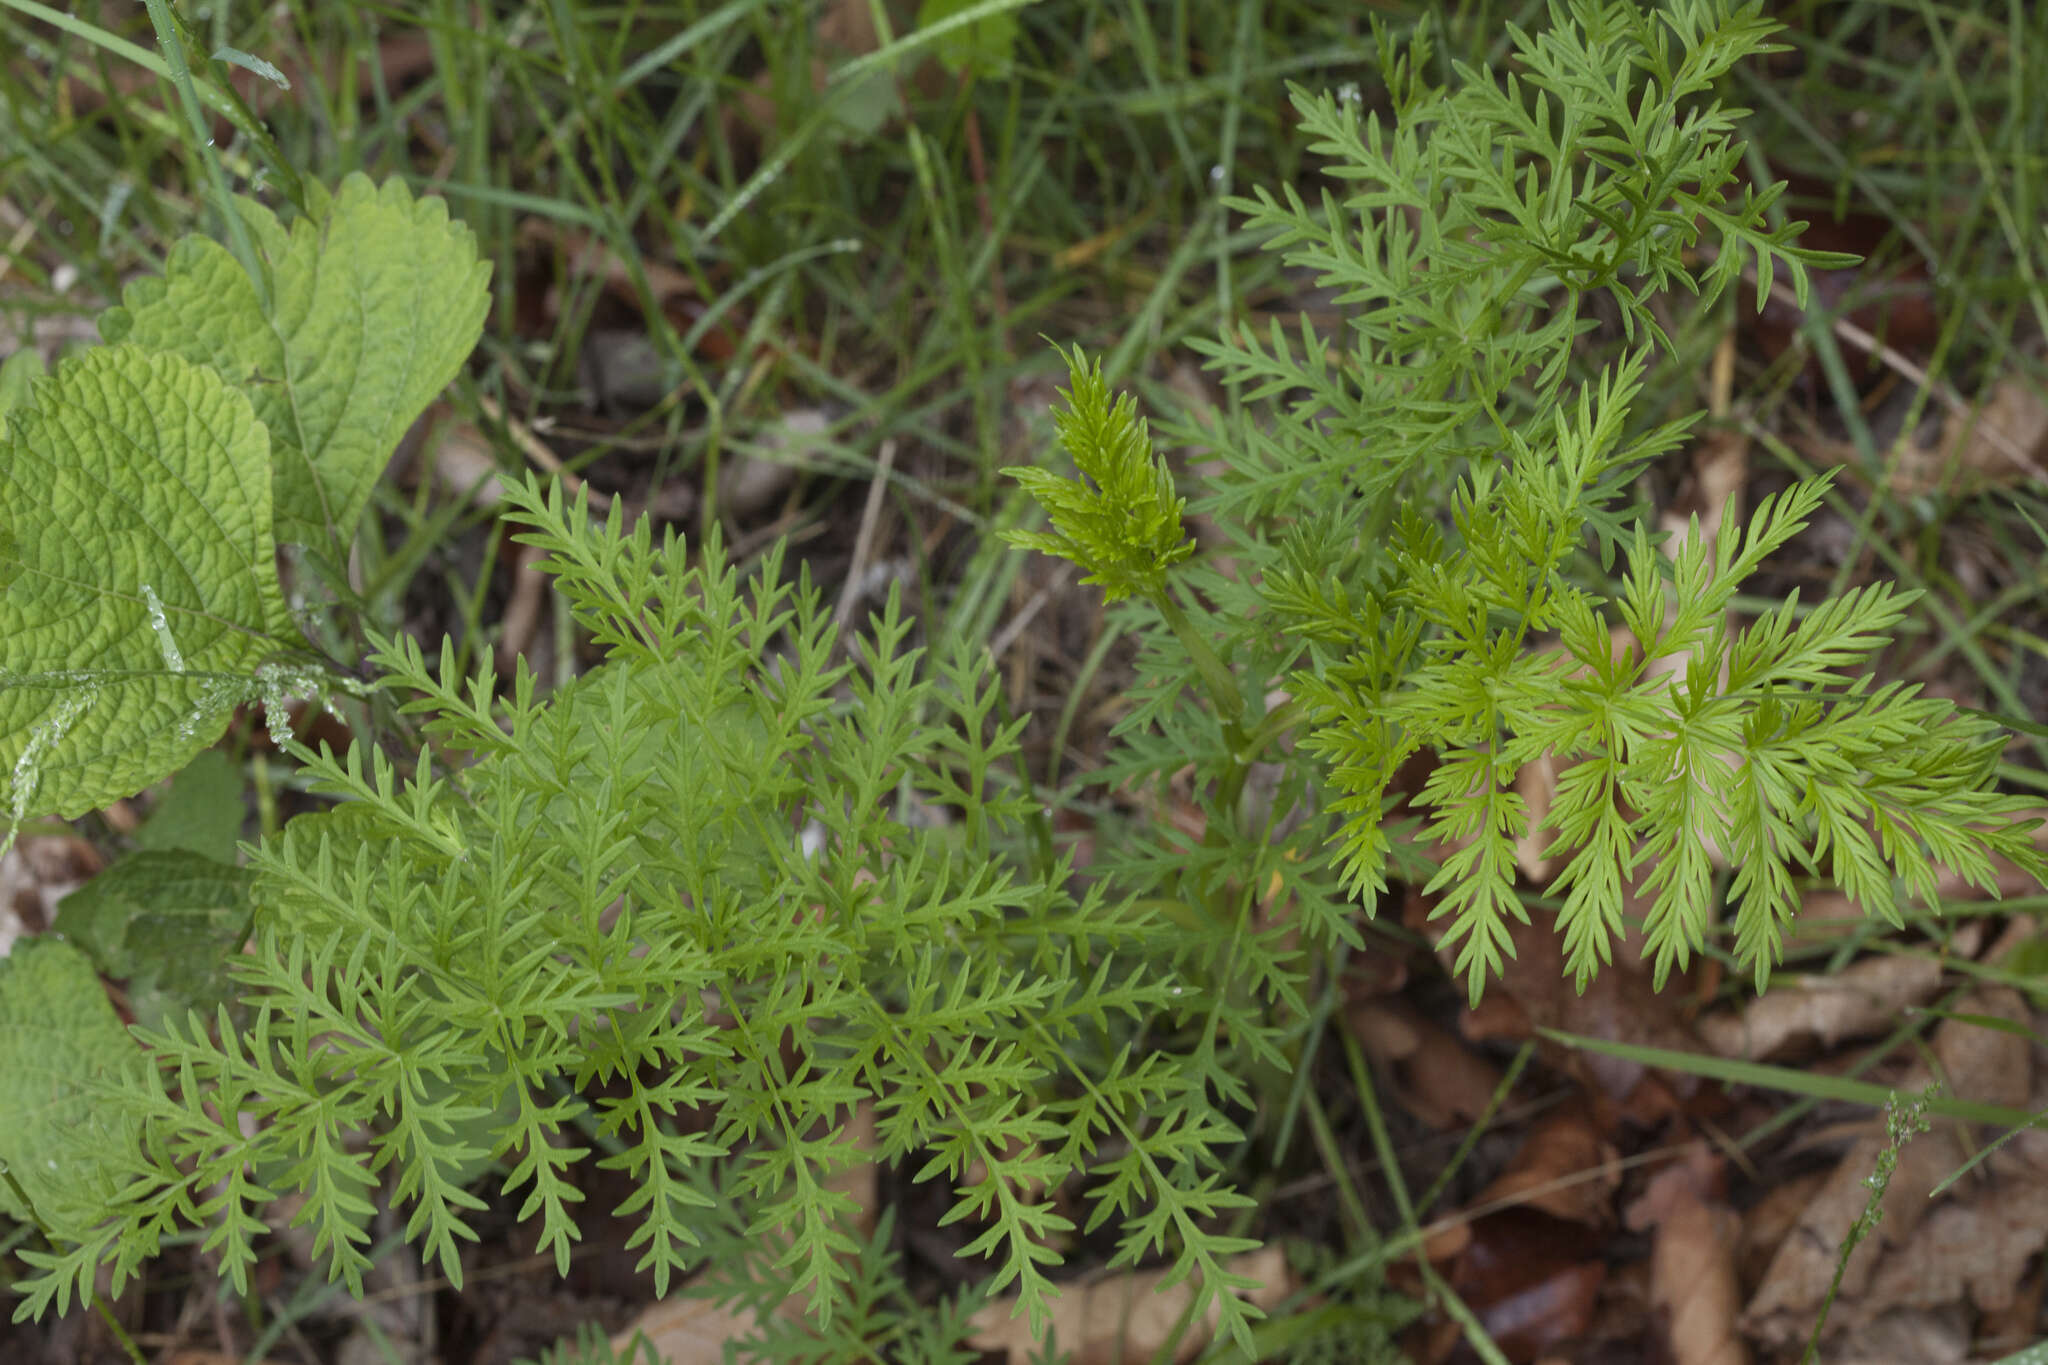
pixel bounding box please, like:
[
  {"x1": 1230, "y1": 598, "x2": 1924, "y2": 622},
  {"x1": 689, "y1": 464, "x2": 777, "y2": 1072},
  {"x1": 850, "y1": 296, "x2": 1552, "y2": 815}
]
[
  {"x1": 8, "y1": 1, "x2": 2044, "y2": 1352},
  {"x1": 0, "y1": 348, "x2": 39, "y2": 424},
  {"x1": 54, "y1": 849, "x2": 253, "y2": 1029},
  {"x1": 0, "y1": 940, "x2": 144, "y2": 1229},
  {"x1": 130, "y1": 749, "x2": 245, "y2": 863},
  {"x1": 1189, "y1": 0, "x2": 1846, "y2": 528},
  {"x1": 99, "y1": 173, "x2": 491, "y2": 556},
  {"x1": 1004, "y1": 344, "x2": 1192, "y2": 603},
  {"x1": 13, "y1": 476, "x2": 1268, "y2": 1352},
  {"x1": 0, "y1": 169, "x2": 1271, "y2": 1355},
  {"x1": 1294, "y1": 370, "x2": 2043, "y2": 1000},
  {"x1": 0, "y1": 172, "x2": 486, "y2": 827},
  {"x1": 1006, "y1": 0, "x2": 2046, "y2": 1007},
  {"x1": 0, "y1": 345, "x2": 294, "y2": 819}
]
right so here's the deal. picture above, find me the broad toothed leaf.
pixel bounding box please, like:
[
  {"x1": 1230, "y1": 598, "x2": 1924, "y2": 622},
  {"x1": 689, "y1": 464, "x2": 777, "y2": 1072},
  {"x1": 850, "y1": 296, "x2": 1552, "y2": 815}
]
[
  {"x1": 0, "y1": 345, "x2": 295, "y2": 818},
  {"x1": 0, "y1": 938, "x2": 145, "y2": 1234},
  {"x1": 99, "y1": 173, "x2": 491, "y2": 553},
  {"x1": 55, "y1": 848, "x2": 256, "y2": 1028},
  {"x1": 0, "y1": 348, "x2": 41, "y2": 429}
]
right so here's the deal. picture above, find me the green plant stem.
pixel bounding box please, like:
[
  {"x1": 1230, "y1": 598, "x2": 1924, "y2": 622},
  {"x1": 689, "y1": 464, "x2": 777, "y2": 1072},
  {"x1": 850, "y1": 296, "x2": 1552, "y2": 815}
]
[
  {"x1": 0, "y1": 1165, "x2": 145, "y2": 1365},
  {"x1": 1799, "y1": 1090, "x2": 1933, "y2": 1364},
  {"x1": 1214, "y1": 694, "x2": 1302, "y2": 821},
  {"x1": 251, "y1": 746, "x2": 279, "y2": 840},
  {"x1": 141, "y1": 0, "x2": 268, "y2": 311},
  {"x1": 1155, "y1": 590, "x2": 1246, "y2": 746}
]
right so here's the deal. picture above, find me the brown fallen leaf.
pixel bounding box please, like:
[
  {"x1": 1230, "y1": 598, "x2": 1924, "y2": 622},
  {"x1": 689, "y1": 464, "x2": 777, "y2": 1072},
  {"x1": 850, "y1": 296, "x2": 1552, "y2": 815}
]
[
  {"x1": 1471, "y1": 1100, "x2": 1619, "y2": 1228},
  {"x1": 1741, "y1": 991, "x2": 2036, "y2": 1346},
  {"x1": 1737, "y1": 1168, "x2": 1830, "y2": 1291},
  {"x1": 1859, "y1": 1171, "x2": 2048, "y2": 1320},
  {"x1": 613, "y1": 1295, "x2": 767, "y2": 1365},
  {"x1": 1823, "y1": 1307, "x2": 1972, "y2": 1365},
  {"x1": 1904, "y1": 371, "x2": 2048, "y2": 493},
  {"x1": 1930, "y1": 985, "x2": 2033, "y2": 1113},
  {"x1": 1697, "y1": 953, "x2": 1945, "y2": 1061},
  {"x1": 1460, "y1": 912, "x2": 1703, "y2": 1113},
  {"x1": 967, "y1": 1246, "x2": 1294, "y2": 1365},
  {"x1": 3, "y1": 833, "x2": 102, "y2": 950},
  {"x1": 1449, "y1": 1208, "x2": 1606, "y2": 1361},
  {"x1": 1974, "y1": 1260, "x2": 2047, "y2": 1360},
  {"x1": 1349, "y1": 996, "x2": 1508, "y2": 1130},
  {"x1": 1742, "y1": 1120, "x2": 1965, "y2": 1347},
  {"x1": 1628, "y1": 1144, "x2": 1746, "y2": 1365}
]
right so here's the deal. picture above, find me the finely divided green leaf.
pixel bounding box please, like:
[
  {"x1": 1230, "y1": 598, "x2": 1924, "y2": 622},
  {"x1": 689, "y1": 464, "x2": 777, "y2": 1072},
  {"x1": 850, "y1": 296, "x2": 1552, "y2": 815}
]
[
  {"x1": 99, "y1": 173, "x2": 491, "y2": 553},
  {"x1": 0, "y1": 345, "x2": 295, "y2": 818}
]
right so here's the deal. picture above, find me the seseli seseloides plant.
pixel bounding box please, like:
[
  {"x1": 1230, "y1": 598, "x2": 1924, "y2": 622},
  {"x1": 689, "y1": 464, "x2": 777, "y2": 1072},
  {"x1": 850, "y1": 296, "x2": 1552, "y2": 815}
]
[
  {"x1": 2, "y1": 0, "x2": 2044, "y2": 1356},
  {"x1": 0, "y1": 181, "x2": 1269, "y2": 1349},
  {"x1": 11, "y1": 484, "x2": 1266, "y2": 1344},
  {"x1": 1005, "y1": 0, "x2": 2047, "y2": 1007}
]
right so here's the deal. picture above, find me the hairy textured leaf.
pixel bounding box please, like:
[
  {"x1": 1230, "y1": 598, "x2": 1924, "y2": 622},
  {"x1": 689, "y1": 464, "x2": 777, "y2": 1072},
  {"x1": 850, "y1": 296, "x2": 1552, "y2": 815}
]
[
  {"x1": 99, "y1": 173, "x2": 491, "y2": 552},
  {"x1": 0, "y1": 345, "x2": 296, "y2": 818},
  {"x1": 133, "y1": 749, "x2": 246, "y2": 863},
  {"x1": 56, "y1": 849, "x2": 254, "y2": 1027},
  {"x1": 0, "y1": 938, "x2": 143, "y2": 1232},
  {"x1": 0, "y1": 348, "x2": 41, "y2": 427}
]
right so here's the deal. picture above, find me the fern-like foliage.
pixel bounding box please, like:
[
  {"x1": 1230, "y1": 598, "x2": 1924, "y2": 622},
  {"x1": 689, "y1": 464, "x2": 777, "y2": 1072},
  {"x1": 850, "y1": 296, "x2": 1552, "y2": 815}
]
[
  {"x1": 1006, "y1": 0, "x2": 2045, "y2": 1006},
  {"x1": 6, "y1": 1, "x2": 2045, "y2": 1355},
  {"x1": 14, "y1": 477, "x2": 1267, "y2": 1350},
  {"x1": 1004, "y1": 343, "x2": 1193, "y2": 604}
]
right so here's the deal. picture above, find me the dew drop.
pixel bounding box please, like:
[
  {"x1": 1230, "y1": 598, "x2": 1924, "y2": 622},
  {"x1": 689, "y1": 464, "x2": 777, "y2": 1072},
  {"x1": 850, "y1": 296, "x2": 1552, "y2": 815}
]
[
  {"x1": 1208, "y1": 163, "x2": 1225, "y2": 184},
  {"x1": 6, "y1": 694, "x2": 88, "y2": 854},
  {"x1": 255, "y1": 664, "x2": 298, "y2": 747},
  {"x1": 253, "y1": 662, "x2": 329, "y2": 748},
  {"x1": 141, "y1": 584, "x2": 185, "y2": 673}
]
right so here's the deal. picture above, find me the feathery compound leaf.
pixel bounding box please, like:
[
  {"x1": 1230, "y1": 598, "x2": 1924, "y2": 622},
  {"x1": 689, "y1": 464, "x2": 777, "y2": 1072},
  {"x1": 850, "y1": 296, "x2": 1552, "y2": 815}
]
[
  {"x1": 99, "y1": 173, "x2": 490, "y2": 553},
  {"x1": 0, "y1": 345, "x2": 296, "y2": 819},
  {"x1": 1003, "y1": 344, "x2": 1191, "y2": 603}
]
